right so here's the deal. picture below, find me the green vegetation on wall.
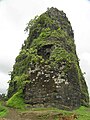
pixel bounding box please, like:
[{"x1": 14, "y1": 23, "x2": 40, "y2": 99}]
[{"x1": 7, "y1": 90, "x2": 25, "y2": 109}]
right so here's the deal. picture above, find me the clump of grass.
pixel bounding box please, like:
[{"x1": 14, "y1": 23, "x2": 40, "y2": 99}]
[
  {"x1": 73, "y1": 106, "x2": 90, "y2": 120},
  {"x1": 0, "y1": 102, "x2": 8, "y2": 117},
  {"x1": 6, "y1": 90, "x2": 25, "y2": 110}
]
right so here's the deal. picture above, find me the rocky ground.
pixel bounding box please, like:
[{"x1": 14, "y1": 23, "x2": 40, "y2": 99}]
[{"x1": 0, "y1": 107, "x2": 78, "y2": 120}]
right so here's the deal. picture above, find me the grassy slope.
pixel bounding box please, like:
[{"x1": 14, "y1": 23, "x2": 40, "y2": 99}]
[
  {"x1": 74, "y1": 106, "x2": 90, "y2": 120},
  {"x1": 6, "y1": 90, "x2": 25, "y2": 110},
  {"x1": 0, "y1": 101, "x2": 8, "y2": 118}
]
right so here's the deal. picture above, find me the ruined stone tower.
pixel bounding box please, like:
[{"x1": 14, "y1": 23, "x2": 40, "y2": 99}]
[{"x1": 7, "y1": 7, "x2": 89, "y2": 110}]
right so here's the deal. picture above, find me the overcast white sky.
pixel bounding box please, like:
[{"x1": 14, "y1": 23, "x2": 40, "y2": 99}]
[{"x1": 0, "y1": 0, "x2": 90, "y2": 94}]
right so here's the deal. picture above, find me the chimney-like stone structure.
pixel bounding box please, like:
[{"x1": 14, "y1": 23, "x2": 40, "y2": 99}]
[{"x1": 8, "y1": 7, "x2": 89, "y2": 110}]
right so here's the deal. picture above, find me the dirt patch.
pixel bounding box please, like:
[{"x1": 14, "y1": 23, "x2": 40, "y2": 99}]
[
  {"x1": 1, "y1": 108, "x2": 78, "y2": 120},
  {"x1": 2, "y1": 108, "x2": 61, "y2": 120}
]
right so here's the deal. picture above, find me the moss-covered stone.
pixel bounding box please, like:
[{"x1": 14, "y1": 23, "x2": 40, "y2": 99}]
[{"x1": 7, "y1": 7, "x2": 89, "y2": 110}]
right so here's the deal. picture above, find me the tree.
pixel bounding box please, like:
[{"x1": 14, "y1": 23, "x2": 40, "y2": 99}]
[{"x1": 24, "y1": 15, "x2": 38, "y2": 33}]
